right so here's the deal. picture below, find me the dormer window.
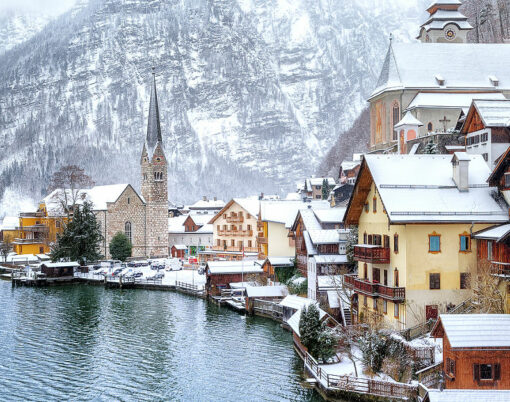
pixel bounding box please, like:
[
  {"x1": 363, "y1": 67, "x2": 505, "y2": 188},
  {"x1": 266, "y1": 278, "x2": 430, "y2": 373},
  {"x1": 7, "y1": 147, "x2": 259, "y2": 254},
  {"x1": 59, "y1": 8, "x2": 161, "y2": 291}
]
[
  {"x1": 489, "y1": 75, "x2": 499, "y2": 87},
  {"x1": 435, "y1": 75, "x2": 445, "y2": 86}
]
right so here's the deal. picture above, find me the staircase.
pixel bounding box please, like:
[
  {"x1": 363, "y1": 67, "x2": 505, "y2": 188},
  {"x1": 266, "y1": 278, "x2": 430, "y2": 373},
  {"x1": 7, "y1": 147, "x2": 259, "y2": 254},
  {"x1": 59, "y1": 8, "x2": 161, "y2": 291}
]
[{"x1": 343, "y1": 307, "x2": 352, "y2": 326}]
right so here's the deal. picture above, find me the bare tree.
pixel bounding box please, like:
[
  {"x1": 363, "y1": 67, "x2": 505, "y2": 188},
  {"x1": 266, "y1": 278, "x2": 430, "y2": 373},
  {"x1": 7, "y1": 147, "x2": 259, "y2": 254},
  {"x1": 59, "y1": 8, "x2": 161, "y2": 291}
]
[
  {"x1": 473, "y1": 259, "x2": 506, "y2": 313},
  {"x1": 0, "y1": 234, "x2": 13, "y2": 263},
  {"x1": 48, "y1": 165, "x2": 94, "y2": 219}
]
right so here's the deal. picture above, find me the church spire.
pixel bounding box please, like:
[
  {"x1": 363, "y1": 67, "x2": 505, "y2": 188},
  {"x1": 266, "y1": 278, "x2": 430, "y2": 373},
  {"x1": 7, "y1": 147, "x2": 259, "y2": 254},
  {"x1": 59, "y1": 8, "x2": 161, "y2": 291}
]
[{"x1": 146, "y1": 68, "x2": 162, "y2": 156}]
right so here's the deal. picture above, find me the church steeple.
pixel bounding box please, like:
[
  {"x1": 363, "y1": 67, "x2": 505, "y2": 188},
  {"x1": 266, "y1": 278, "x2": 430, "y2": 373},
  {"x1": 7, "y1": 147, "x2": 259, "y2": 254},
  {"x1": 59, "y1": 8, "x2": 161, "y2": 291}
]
[
  {"x1": 145, "y1": 68, "x2": 163, "y2": 158},
  {"x1": 417, "y1": 1, "x2": 472, "y2": 43}
]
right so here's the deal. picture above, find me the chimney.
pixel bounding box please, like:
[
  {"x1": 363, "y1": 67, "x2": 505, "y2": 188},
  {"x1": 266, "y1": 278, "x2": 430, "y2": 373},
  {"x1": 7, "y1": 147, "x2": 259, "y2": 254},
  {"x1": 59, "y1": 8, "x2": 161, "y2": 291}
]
[
  {"x1": 259, "y1": 192, "x2": 264, "y2": 200},
  {"x1": 452, "y1": 153, "x2": 470, "y2": 192},
  {"x1": 213, "y1": 196, "x2": 217, "y2": 201},
  {"x1": 203, "y1": 196, "x2": 207, "y2": 201}
]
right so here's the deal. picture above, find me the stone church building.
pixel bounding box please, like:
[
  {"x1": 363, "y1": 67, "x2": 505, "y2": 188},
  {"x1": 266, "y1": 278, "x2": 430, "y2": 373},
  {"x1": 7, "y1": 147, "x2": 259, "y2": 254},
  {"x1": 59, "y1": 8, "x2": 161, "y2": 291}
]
[
  {"x1": 38, "y1": 72, "x2": 169, "y2": 259},
  {"x1": 369, "y1": 0, "x2": 510, "y2": 153}
]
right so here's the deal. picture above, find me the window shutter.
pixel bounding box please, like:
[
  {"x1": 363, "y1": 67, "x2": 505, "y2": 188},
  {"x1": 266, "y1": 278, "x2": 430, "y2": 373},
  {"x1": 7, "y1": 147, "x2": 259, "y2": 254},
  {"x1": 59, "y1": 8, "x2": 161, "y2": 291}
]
[
  {"x1": 452, "y1": 359, "x2": 456, "y2": 376},
  {"x1": 494, "y1": 363, "x2": 501, "y2": 381},
  {"x1": 473, "y1": 364, "x2": 480, "y2": 381}
]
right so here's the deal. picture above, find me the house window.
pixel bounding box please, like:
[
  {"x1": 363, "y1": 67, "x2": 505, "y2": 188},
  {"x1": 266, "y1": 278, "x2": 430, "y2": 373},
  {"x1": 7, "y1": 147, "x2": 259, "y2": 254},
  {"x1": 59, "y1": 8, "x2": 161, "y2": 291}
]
[
  {"x1": 363, "y1": 232, "x2": 367, "y2": 244},
  {"x1": 384, "y1": 270, "x2": 388, "y2": 286},
  {"x1": 231, "y1": 240, "x2": 235, "y2": 246},
  {"x1": 394, "y1": 234, "x2": 399, "y2": 253},
  {"x1": 460, "y1": 272, "x2": 470, "y2": 289},
  {"x1": 394, "y1": 268, "x2": 399, "y2": 287},
  {"x1": 392, "y1": 102, "x2": 400, "y2": 141},
  {"x1": 383, "y1": 300, "x2": 387, "y2": 314},
  {"x1": 429, "y1": 233, "x2": 441, "y2": 253},
  {"x1": 315, "y1": 185, "x2": 321, "y2": 190},
  {"x1": 505, "y1": 173, "x2": 510, "y2": 188},
  {"x1": 247, "y1": 224, "x2": 252, "y2": 231},
  {"x1": 373, "y1": 197, "x2": 377, "y2": 213},
  {"x1": 459, "y1": 235, "x2": 471, "y2": 252},
  {"x1": 364, "y1": 202, "x2": 369, "y2": 213},
  {"x1": 248, "y1": 240, "x2": 252, "y2": 247},
  {"x1": 488, "y1": 241, "x2": 493, "y2": 260},
  {"x1": 427, "y1": 122, "x2": 433, "y2": 132},
  {"x1": 474, "y1": 363, "x2": 501, "y2": 381},
  {"x1": 373, "y1": 298, "x2": 377, "y2": 310},
  {"x1": 447, "y1": 358, "x2": 456, "y2": 378},
  {"x1": 384, "y1": 235, "x2": 389, "y2": 248},
  {"x1": 364, "y1": 295, "x2": 367, "y2": 307},
  {"x1": 315, "y1": 195, "x2": 321, "y2": 199},
  {"x1": 429, "y1": 273, "x2": 440, "y2": 289},
  {"x1": 394, "y1": 303, "x2": 399, "y2": 318},
  {"x1": 481, "y1": 132, "x2": 488, "y2": 142},
  {"x1": 124, "y1": 222, "x2": 132, "y2": 244},
  {"x1": 363, "y1": 263, "x2": 368, "y2": 279},
  {"x1": 368, "y1": 235, "x2": 373, "y2": 244},
  {"x1": 217, "y1": 239, "x2": 220, "y2": 246}
]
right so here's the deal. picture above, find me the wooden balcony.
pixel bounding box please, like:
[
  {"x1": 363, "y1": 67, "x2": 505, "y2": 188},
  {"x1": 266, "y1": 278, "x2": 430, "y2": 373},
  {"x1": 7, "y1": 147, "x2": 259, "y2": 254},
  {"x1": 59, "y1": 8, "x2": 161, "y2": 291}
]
[
  {"x1": 16, "y1": 225, "x2": 49, "y2": 233},
  {"x1": 344, "y1": 274, "x2": 405, "y2": 302},
  {"x1": 211, "y1": 246, "x2": 259, "y2": 253},
  {"x1": 490, "y1": 261, "x2": 510, "y2": 277},
  {"x1": 217, "y1": 229, "x2": 253, "y2": 237},
  {"x1": 19, "y1": 212, "x2": 45, "y2": 218},
  {"x1": 13, "y1": 238, "x2": 45, "y2": 244},
  {"x1": 257, "y1": 234, "x2": 267, "y2": 244},
  {"x1": 226, "y1": 215, "x2": 244, "y2": 223},
  {"x1": 354, "y1": 245, "x2": 390, "y2": 264}
]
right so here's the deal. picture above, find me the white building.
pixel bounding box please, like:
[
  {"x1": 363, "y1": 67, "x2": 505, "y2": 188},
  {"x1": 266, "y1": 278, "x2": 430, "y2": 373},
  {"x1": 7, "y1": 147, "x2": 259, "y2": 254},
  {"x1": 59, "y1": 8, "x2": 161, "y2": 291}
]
[{"x1": 168, "y1": 213, "x2": 214, "y2": 257}]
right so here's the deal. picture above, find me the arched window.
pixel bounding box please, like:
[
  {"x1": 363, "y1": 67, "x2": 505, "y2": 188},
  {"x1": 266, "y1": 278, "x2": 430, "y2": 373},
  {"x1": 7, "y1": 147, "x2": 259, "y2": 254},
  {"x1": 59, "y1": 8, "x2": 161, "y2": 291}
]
[
  {"x1": 392, "y1": 102, "x2": 400, "y2": 141},
  {"x1": 125, "y1": 222, "x2": 132, "y2": 244},
  {"x1": 428, "y1": 122, "x2": 433, "y2": 132}
]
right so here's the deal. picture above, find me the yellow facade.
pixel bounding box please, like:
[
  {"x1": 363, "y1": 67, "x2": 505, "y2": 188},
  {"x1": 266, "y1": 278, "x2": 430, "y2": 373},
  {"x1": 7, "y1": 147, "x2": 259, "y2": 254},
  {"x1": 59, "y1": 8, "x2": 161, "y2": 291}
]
[
  {"x1": 356, "y1": 182, "x2": 489, "y2": 330},
  {"x1": 13, "y1": 202, "x2": 66, "y2": 255}
]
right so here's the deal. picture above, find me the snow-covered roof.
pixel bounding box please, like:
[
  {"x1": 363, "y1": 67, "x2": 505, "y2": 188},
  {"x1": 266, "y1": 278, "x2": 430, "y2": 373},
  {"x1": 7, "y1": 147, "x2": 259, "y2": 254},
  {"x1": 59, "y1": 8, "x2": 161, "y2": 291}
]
[
  {"x1": 394, "y1": 112, "x2": 423, "y2": 129},
  {"x1": 340, "y1": 160, "x2": 360, "y2": 171},
  {"x1": 196, "y1": 224, "x2": 213, "y2": 234},
  {"x1": 435, "y1": 314, "x2": 510, "y2": 348},
  {"x1": 371, "y1": 43, "x2": 510, "y2": 99},
  {"x1": 426, "y1": 389, "x2": 510, "y2": 402},
  {"x1": 260, "y1": 200, "x2": 329, "y2": 227},
  {"x1": 245, "y1": 285, "x2": 288, "y2": 298},
  {"x1": 188, "y1": 214, "x2": 214, "y2": 226},
  {"x1": 0, "y1": 216, "x2": 18, "y2": 231},
  {"x1": 286, "y1": 305, "x2": 327, "y2": 336},
  {"x1": 472, "y1": 99, "x2": 510, "y2": 127},
  {"x1": 36, "y1": 254, "x2": 51, "y2": 260},
  {"x1": 206, "y1": 260, "x2": 265, "y2": 275},
  {"x1": 313, "y1": 208, "x2": 346, "y2": 224},
  {"x1": 313, "y1": 255, "x2": 348, "y2": 265},
  {"x1": 327, "y1": 291, "x2": 340, "y2": 309},
  {"x1": 285, "y1": 192, "x2": 301, "y2": 201},
  {"x1": 473, "y1": 224, "x2": 510, "y2": 241},
  {"x1": 364, "y1": 154, "x2": 509, "y2": 223},
  {"x1": 308, "y1": 229, "x2": 342, "y2": 245},
  {"x1": 407, "y1": 92, "x2": 505, "y2": 111},
  {"x1": 306, "y1": 177, "x2": 336, "y2": 187},
  {"x1": 299, "y1": 208, "x2": 322, "y2": 231},
  {"x1": 168, "y1": 215, "x2": 187, "y2": 233},
  {"x1": 266, "y1": 256, "x2": 294, "y2": 267},
  {"x1": 233, "y1": 198, "x2": 260, "y2": 217},
  {"x1": 279, "y1": 294, "x2": 316, "y2": 310},
  {"x1": 41, "y1": 262, "x2": 80, "y2": 268},
  {"x1": 427, "y1": 0, "x2": 461, "y2": 8},
  {"x1": 9, "y1": 254, "x2": 39, "y2": 263},
  {"x1": 303, "y1": 231, "x2": 317, "y2": 255},
  {"x1": 172, "y1": 245, "x2": 187, "y2": 250},
  {"x1": 189, "y1": 199, "x2": 225, "y2": 209},
  {"x1": 318, "y1": 275, "x2": 343, "y2": 289}
]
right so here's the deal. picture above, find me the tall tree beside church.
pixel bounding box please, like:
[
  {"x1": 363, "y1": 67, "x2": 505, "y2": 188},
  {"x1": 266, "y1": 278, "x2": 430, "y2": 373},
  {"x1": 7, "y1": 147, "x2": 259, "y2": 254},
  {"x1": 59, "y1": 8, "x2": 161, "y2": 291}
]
[
  {"x1": 48, "y1": 165, "x2": 95, "y2": 219},
  {"x1": 51, "y1": 202, "x2": 103, "y2": 265},
  {"x1": 109, "y1": 232, "x2": 132, "y2": 262}
]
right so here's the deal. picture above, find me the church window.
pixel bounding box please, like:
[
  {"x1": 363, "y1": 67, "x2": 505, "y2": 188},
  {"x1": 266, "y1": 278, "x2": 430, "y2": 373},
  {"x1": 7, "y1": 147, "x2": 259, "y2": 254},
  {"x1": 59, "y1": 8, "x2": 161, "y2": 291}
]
[
  {"x1": 427, "y1": 122, "x2": 433, "y2": 132},
  {"x1": 392, "y1": 102, "x2": 400, "y2": 141},
  {"x1": 125, "y1": 222, "x2": 132, "y2": 244},
  {"x1": 127, "y1": 197, "x2": 130, "y2": 205}
]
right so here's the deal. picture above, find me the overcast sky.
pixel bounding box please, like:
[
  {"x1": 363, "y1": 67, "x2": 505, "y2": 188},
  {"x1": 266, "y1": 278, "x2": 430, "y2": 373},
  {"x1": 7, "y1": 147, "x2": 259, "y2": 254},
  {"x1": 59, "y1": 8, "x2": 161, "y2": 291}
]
[{"x1": 0, "y1": 0, "x2": 76, "y2": 15}]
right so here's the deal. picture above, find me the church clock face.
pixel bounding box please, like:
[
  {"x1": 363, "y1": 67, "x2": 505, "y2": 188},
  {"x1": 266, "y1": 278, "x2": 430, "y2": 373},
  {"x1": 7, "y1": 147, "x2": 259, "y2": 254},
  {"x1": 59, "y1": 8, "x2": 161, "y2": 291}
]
[{"x1": 445, "y1": 28, "x2": 456, "y2": 41}]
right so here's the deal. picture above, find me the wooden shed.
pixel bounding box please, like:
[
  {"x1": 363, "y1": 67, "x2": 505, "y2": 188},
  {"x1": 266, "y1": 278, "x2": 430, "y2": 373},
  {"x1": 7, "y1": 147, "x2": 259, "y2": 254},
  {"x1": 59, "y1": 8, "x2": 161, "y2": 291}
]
[
  {"x1": 205, "y1": 260, "x2": 265, "y2": 297},
  {"x1": 40, "y1": 262, "x2": 80, "y2": 278},
  {"x1": 431, "y1": 314, "x2": 510, "y2": 390},
  {"x1": 171, "y1": 245, "x2": 186, "y2": 259}
]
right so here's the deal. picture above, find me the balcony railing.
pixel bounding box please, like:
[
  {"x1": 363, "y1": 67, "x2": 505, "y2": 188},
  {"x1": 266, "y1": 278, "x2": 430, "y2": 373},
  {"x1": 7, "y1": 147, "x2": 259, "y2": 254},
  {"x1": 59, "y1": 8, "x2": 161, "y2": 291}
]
[
  {"x1": 211, "y1": 246, "x2": 259, "y2": 253},
  {"x1": 344, "y1": 274, "x2": 405, "y2": 302},
  {"x1": 217, "y1": 229, "x2": 253, "y2": 237},
  {"x1": 354, "y1": 245, "x2": 390, "y2": 264},
  {"x1": 490, "y1": 261, "x2": 510, "y2": 276},
  {"x1": 19, "y1": 212, "x2": 45, "y2": 218},
  {"x1": 16, "y1": 225, "x2": 49, "y2": 233},
  {"x1": 226, "y1": 215, "x2": 244, "y2": 223},
  {"x1": 13, "y1": 238, "x2": 46, "y2": 244},
  {"x1": 257, "y1": 235, "x2": 268, "y2": 244}
]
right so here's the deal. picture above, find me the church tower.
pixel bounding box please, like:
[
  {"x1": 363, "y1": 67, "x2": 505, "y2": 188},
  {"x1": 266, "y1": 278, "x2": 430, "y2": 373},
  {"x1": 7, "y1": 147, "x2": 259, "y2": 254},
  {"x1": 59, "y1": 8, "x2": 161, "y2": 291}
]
[
  {"x1": 417, "y1": 1, "x2": 473, "y2": 43},
  {"x1": 141, "y1": 69, "x2": 169, "y2": 258}
]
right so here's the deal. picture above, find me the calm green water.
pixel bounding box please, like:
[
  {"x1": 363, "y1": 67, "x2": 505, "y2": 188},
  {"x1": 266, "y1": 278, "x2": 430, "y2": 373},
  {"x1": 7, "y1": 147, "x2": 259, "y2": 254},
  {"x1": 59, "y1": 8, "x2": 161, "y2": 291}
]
[{"x1": 0, "y1": 281, "x2": 323, "y2": 401}]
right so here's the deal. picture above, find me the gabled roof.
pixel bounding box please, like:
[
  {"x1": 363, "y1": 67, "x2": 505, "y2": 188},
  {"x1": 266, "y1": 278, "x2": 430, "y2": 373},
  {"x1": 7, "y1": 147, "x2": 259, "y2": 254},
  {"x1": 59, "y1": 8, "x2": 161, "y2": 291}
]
[
  {"x1": 370, "y1": 43, "x2": 510, "y2": 99},
  {"x1": 245, "y1": 285, "x2": 288, "y2": 298},
  {"x1": 406, "y1": 92, "x2": 506, "y2": 111},
  {"x1": 208, "y1": 198, "x2": 260, "y2": 224},
  {"x1": 313, "y1": 208, "x2": 346, "y2": 224},
  {"x1": 472, "y1": 99, "x2": 510, "y2": 127},
  {"x1": 472, "y1": 224, "x2": 510, "y2": 242},
  {"x1": 264, "y1": 256, "x2": 294, "y2": 267},
  {"x1": 260, "y1": 200, "x2": 329, "y2": 227},
  {"x1": 345, "y1": 154, "x2": 509, "y2": 224},
  {"x1": 308, "y1": 229, "x2": 342, "y2": 245},
  {"x1": 189, "y1": 199, "x2": 225, "y2": 209},
  {"x1": 488, "y1": 145, "x2": 510, "y2": 186},
  {"x1": 206, "y1": 260, "x2": 264, "y2": 275},
  {"x1": 432, "y1": 314, "x2": 510, "y2": 348},
  {"x1": 168, "y1": 215, "x2": 187, "y2": 233},
  {"x1": 394, "y1": 112, "x2": 423, "y2": 129}
]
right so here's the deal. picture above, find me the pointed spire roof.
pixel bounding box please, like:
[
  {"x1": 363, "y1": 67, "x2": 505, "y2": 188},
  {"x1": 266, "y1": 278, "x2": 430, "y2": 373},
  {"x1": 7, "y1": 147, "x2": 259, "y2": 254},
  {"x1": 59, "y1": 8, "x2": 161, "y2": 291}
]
[{"x1": 145, "y1": 68, "x2": 163, "y2": 157}]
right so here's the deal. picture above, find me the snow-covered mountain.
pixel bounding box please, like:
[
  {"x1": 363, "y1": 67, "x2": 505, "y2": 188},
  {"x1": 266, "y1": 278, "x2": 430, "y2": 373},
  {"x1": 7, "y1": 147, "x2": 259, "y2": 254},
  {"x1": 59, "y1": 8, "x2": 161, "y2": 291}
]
[{"x1": 0, "y1": 0, "x2": 424, "y2": 216}]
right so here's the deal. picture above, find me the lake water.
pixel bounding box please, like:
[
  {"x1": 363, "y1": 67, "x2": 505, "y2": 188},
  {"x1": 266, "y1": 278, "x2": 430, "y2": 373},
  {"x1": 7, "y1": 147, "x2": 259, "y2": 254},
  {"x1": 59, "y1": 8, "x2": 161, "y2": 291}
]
[{"x1": 0, "y1": 281, "x2": 323, "y2": 401}]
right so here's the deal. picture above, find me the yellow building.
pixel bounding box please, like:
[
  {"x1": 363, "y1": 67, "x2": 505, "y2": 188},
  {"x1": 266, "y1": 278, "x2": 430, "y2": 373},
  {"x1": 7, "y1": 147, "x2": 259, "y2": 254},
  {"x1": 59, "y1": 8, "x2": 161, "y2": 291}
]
[{"x1": 344, "y1": 153, "x2": 508, "y2": 330}]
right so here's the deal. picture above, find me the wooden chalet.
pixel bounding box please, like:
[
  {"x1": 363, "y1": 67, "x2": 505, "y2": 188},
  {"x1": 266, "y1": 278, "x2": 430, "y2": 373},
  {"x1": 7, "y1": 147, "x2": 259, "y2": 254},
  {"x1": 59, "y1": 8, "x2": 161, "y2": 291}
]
[
  {"x1": 431, "y1": 314, "x2": 510, "y2": 390},
  {"x1": 205, "y1": 260, "x2": 265, "y2": 296}
]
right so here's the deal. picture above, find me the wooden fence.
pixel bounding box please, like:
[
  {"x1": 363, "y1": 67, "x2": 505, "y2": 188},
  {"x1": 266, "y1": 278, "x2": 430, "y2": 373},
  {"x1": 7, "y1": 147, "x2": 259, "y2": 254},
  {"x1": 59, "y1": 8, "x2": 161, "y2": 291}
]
[
  {"x1": 252, "y1": 299, "x2": 284, "y2": 320},
  {"x1": 304, "y1": 352, "x2": 417, "y2": 400},
  {"x1": 399, "y1": 319, "x2": 436, "y2": 341},
  {"x1": 176, "y1": 281, "x2": 201, "y2": 292},
  {"x1": 416, "y1": 362, "x2": 442, "y2": 389}
]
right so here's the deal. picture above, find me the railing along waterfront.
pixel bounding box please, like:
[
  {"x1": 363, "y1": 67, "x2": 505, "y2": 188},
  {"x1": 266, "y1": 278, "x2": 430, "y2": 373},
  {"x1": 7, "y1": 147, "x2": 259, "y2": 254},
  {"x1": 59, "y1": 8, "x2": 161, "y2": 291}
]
[
  {"x1": 252, "y1": 299, "x2": 283, "y2": 320},
  {"x1": 343, "y1": 274, "x2": 405, "y2": 301},
  {"x1": 176, "y1": 281, "x2": 201, "y2": 292},
  {"x1": 304, "y1": 352, "x2": 416, "y2": 399},
  {"x1": 353, "y1": 245, "x2": 390, "y2": 264}
]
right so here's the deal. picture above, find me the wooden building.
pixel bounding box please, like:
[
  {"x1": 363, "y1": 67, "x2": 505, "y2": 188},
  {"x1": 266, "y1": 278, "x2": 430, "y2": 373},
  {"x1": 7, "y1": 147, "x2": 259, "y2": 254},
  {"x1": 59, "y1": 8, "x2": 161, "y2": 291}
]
[
  {"x1": 40, "y1": 262, "x2": 80, "y2": 278},
  {"x1": 261, "y1": 256, "x2": 294, "y2": 284},
  {"x1": 205, "y1": 260, "x2": 265, "y2": 296},
  {"x1": 171, "y1": 245, "x2": 186, "y2": 259},
  {"x1": 431, "y1": 314, "x2": 510, "y2": 390}
]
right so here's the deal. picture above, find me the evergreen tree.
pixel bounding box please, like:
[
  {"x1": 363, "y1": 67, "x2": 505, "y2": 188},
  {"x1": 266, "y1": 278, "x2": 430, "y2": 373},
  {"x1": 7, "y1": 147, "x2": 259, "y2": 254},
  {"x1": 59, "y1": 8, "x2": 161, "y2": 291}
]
[
  {"x1": 51, "y1": 201, "x2": 103, "y2": 265},
  {"x1": 316, "y1": 327, "x2": 338, "y2": 362},
  {"x1": 321, "y1": 179, "x2": 332, "y2": 200},
  {"x1": 109, "y1": 232, "x2": 132, "y2": 261},
  {"x1": 424, "y1": 139, "x2": 438, "y2": 154},
  {"x1": 299, "y1": 304, "x2": 322, "y2": 355},
  {"x1": 358, "y1": 330, "x2": 388, "y2": 373}
]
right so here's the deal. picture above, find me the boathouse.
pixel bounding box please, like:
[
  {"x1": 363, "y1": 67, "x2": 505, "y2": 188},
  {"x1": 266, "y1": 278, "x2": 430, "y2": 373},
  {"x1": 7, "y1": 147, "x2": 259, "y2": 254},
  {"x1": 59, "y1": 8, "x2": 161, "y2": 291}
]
[
  {"x1": 431, "y1": 314, "x2": 510, "y2": 389},
  {"x1": 205, "y1": 260, "x2": 265, "y2": 296},
  {"x1": 40, "y1": 262, "x2": 80, "y2": 278}
]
